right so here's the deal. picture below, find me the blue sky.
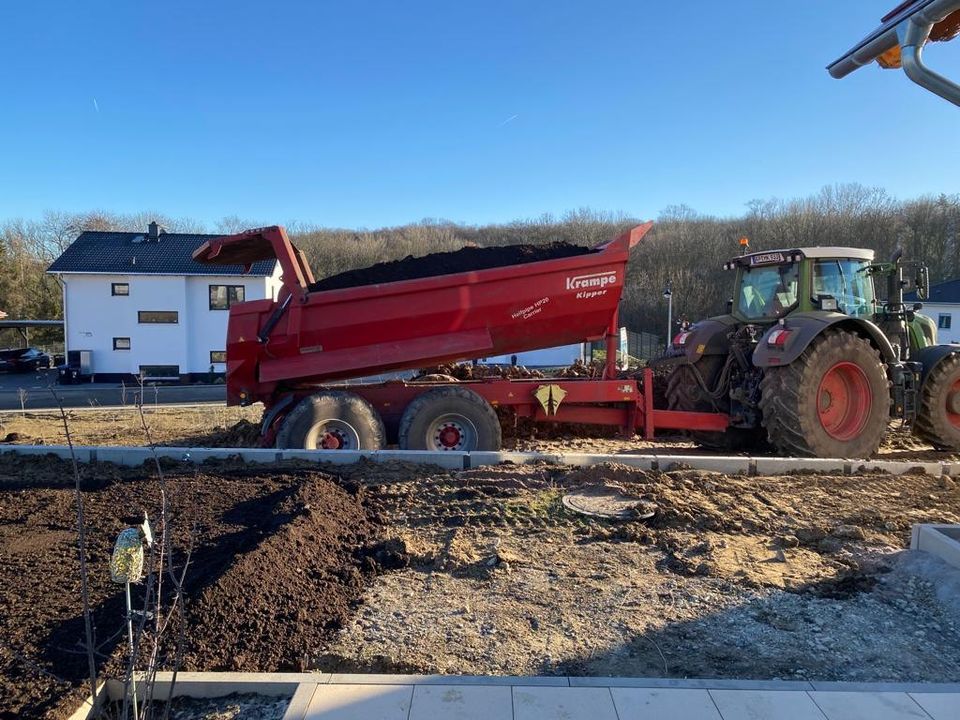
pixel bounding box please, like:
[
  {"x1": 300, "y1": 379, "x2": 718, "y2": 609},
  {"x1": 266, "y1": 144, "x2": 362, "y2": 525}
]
[{"x1": 1, "y1": 0, "x2": 957, "y2": 228}]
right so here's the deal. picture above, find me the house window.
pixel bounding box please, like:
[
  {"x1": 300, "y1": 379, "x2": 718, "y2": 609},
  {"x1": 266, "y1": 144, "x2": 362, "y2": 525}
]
[
  {"x1": 210, "y1": 350, "x2": 227, "y2": 364},
  {"x1": 138, "y1": 311, "x2": 178, "y2": 324},
  {"x1": 139, "y1": 365, "x2": 180, "y2": 379},
  {"x1": 111, "y1": 283, "x2": 129, "y2": 296},
  {"x1": 939, "y1": 314, "x2": 952, "y2": 330},
  {"x1": 209, "y1": 285, "x2": 245, "y2": 310},
  {"x1": 113, "y1": 337, "x2": 131, "y2": 350}
]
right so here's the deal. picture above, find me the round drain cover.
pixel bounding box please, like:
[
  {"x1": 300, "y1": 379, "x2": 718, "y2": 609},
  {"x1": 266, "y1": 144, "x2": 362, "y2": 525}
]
[{"x1": 561, "y1": 486, "x2": 656, "y2": 520}]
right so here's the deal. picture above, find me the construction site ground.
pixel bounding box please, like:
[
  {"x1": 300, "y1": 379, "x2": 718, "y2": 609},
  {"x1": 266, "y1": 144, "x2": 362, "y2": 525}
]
[
  {"x1": 1, "y1": 404, "x2": 958, "y2": 464},
  {"x1": 2, "y1": 452, "x2": 960, "y2": 719}
]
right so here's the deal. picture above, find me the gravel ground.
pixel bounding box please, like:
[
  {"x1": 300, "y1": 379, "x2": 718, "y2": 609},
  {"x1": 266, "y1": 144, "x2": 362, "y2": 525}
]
[{"x1": 320, "y1": 461, "x2": 960, "y2": 682}]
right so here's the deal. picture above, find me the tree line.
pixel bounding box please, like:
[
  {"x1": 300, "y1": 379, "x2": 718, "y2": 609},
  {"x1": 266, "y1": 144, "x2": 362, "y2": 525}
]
[{"x1": 1, "y1": 184, "x2": 958, "y2": 350}]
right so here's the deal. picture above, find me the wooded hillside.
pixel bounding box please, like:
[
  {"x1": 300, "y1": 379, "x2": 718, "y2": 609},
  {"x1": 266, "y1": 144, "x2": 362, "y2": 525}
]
[{"x1": 3, "y1": 184, "x2": 959, "y2": 348}]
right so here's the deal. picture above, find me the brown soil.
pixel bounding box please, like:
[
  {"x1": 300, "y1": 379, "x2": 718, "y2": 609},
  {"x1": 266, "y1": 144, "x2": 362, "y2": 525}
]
[
  {"x1": 0, "y1": 457, "x2": 386, "y2": 720},
  {"x1": 309, "y1": 242, "x2": 594, "y2": 292},
  {"x1": 3, "y1": 455, "x2": 960, "y2": 718}
]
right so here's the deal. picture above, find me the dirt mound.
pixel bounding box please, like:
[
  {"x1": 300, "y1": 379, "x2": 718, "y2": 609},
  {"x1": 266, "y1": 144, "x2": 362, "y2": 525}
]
[
  {"x1": 310, "y1": 242, "x2": 594, "y2": 292},
  {"x1": 181, "y1": 477, "x2": 378, "y2": 672},
  {"x1": 170, "y1": 419, "x2": 262, "y2": 448},
  {"x1": 0, "y1": 459, "x2": 386, "y2": 719}
]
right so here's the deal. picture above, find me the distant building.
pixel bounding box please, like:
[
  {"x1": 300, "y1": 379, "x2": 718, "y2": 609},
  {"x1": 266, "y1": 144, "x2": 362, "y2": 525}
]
[
  {"x1": 908, "y1": 278, "x2": 960, "y2": 345},
  {"x1": 47, "y1": 222, "x2": 281, "y2": 381}
]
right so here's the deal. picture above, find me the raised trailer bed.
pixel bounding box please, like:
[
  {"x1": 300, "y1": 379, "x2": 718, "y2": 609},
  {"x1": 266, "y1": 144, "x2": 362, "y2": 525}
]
[{"x1": 193, "y1": 224, "x2": 729, "y2": 450}]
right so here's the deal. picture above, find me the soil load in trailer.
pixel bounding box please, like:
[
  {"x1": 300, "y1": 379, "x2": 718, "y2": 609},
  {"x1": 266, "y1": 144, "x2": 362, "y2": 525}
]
[{"x1": 193, "y1": 223, "x2": 652, "y2": 405}]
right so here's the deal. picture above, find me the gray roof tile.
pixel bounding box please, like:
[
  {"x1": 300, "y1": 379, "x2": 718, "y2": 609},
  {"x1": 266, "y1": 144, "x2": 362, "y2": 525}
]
[{"x1": 47, "y1": 231, "x2": 277, "y2": 276}]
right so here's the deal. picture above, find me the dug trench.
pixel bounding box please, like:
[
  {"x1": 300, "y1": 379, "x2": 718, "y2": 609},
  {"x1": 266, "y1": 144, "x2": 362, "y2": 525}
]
[{"x1": 3, "y1": 456, "x2": 960, "y2": 719}]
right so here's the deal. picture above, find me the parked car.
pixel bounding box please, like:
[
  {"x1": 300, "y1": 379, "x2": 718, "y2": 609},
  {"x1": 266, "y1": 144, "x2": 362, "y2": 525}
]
[{"x1": 0, "y1": 348, "x2": 51, "y2": 373}]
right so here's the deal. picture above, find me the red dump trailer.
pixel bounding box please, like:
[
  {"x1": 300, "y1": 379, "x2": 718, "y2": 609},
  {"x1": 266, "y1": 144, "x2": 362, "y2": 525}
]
[{"x1": 193, "y1": 224, "x2": 729, "y2": 450}]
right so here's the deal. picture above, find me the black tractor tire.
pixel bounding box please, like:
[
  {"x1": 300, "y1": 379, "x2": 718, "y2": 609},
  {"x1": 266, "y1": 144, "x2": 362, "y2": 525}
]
[
  {"x1": 759, "y1": 329, "x2": 888, "y2": 458},
  {"x1": 275, "y1": 391, "x2": 386, "y2": 450},
  {"x1": 665, "y1": 357, "x2": 764, "y2": 452},
  {"x1": 914, "y1": 354, "x2": 960, "y2": 450},
  {"x1": 399, "y1": 386, "x2": 501, "y2": 451}
]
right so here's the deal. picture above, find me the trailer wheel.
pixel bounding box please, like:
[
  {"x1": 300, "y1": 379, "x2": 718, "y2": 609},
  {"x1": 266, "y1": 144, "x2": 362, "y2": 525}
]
[
  {"x1": 275, "y1": 391, "x2": 386, "y2": 450},
  {"x1": 398, "y1": 386, "x2": 501, "y2": 451}
]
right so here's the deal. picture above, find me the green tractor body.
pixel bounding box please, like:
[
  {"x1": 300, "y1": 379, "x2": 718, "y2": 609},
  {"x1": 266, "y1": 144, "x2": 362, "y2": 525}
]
[{"x1": 664, "y1": 246, "x2": 960, "y2": 458}]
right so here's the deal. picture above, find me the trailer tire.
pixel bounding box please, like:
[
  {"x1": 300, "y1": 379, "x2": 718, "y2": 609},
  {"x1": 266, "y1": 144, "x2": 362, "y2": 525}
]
[
  {"x1": 398, "y1": 386, "x2": 501, "y2": 451},
  {"x1": 275, "y1": 391, "x2": 386, "y2": 450}
]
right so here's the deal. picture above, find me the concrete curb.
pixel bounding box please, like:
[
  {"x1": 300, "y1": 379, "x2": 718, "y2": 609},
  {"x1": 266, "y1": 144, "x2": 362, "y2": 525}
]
[
  {"x1": 911, "y1": 524, "x2": 960, "y2": 570},
  {"x1": 2, "y1": 444, "x2": 955, "y2": 477}
]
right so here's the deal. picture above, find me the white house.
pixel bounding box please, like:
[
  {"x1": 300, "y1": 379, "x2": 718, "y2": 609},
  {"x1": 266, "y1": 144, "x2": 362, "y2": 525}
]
[
  {"x1": 47, "y1": 222, "x2": 281, "y2": 381},
  {"x1": 908, "y1": 279, "x2": 960, "y2": 345}
]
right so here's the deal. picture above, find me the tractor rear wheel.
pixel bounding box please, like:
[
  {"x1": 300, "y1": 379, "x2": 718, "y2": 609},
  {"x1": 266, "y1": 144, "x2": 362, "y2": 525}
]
[
  {"x1": 276, "y1": 391, "x2": 386, "y2": 450},
  {"x1": 399, "y1": 386, "x2": 501, "y2": 451},
  {"x1": 665, "y1": 356, "x2": 764, "y2": 451},
  {"x1": 759, "y1": 330, "x2": 888, "y2": 458},
  {"x1": 914, "y1": 354, "x2": 960, "y2": 450}
]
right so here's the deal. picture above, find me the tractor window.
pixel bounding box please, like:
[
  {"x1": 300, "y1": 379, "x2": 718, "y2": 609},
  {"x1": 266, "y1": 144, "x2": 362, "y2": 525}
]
[
  {"x1": 812, "y1": 259, "x2": 875, "y2": 318},
  {"x1": 736, "y1": 264, "x2": 799, "y2": 320}
]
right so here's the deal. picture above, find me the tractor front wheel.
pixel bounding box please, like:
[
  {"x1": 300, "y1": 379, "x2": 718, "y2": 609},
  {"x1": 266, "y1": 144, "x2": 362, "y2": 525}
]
[
  {"x1": 914, "y1": 354, "x2": 960, "y2": 450},
  {"x1": 759, "y1": 330, "x2": 888, "y2": 458},
  {"x1": 275, "y1": 391, "x2": 386, "y2": 450}
]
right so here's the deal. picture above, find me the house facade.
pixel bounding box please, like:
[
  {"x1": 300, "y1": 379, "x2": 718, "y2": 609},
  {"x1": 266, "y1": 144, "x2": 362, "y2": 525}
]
[
  {"x1": 48, "y1": 222, "x2": 281, "y2": 381},
  {"x1": 908, "y1": 278, "x2": 960, "y2": 345}
]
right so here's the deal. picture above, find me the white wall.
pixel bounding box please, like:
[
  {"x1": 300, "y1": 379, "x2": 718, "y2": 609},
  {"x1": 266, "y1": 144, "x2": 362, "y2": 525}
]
[
  {"x1": 479, "y1": 343, "x2": 585, "y2": 367},
  {"x1": 62, "y1": 271, "x2": 275, "y2": 376},
  {"x1": 921, "y1": 302, "x2": 960, "y2": 345}
]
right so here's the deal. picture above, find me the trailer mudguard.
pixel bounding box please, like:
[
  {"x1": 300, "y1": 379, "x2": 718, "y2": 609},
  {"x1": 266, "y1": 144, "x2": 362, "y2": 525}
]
[
  {"x1": 914, "y1": 344, "x2": 960, "y2": 385},
  {"x1": 673, "y1": 315, "x2": 739, "y2": 363},
  {"x1": 753, "y1": 312, "x2": 898, "y2": 368}
]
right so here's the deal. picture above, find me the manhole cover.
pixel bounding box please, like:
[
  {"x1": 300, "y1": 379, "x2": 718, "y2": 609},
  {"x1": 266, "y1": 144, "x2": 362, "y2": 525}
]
[{"x1": 561, "y1": 486, "x2": 656, "y2": 520}]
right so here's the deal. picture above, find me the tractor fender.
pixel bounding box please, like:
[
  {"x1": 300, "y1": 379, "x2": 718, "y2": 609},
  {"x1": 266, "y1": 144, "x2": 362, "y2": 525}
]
[
  {"x1": 752, "y1": 312, "x2": 898, "y2": 368},
  {"x1": 674, "y1": 315, "x2": 738, "y2": 363},
  {"x1": 914, "y1": 344, "x2": 960, "y2": 385}
]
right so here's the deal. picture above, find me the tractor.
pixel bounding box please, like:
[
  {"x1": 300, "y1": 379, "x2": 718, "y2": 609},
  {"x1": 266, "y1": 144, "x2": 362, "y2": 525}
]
[{"x1": 662, "y1": 244, "x2": 960, "y2": 458}]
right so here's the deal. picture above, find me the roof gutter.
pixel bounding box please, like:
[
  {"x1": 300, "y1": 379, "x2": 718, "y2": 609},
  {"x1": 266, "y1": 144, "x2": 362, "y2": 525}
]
[{"x1": 828, "y1": 0, "x2": 960, "y2": 107}]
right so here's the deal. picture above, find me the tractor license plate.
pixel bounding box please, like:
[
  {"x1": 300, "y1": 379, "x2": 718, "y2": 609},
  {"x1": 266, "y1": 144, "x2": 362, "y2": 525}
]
[{"x1": 749, "y1": 252, "x2": 786, "y2": 266}]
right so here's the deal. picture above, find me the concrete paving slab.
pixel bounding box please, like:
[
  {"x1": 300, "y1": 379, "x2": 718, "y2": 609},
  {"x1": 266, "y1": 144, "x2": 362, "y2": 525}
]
[
  {"x1": 908, "y1": 692, "x2": 960, "y2": 720},
  {"x1": 409, "y1": 685, "x2": 513, "y2": 720},
  {"x1": 810, "y1": 681, "x2": 960, "y2": 693},
  {"x1": 284, "y1": 683, "x2": 320, "y2": 720},
  {"x1": 570, "y1": 677, "x2": 814, "y2": 690},
  {"x1": 305, "y1": 684, "x2": 413, "y2": 720},
  {"x1": 809, "y1": 691, "x2": 930, "y2": 720},
  {"x1": 512, "y1": 686, "x2": 619, "y2": 720},
  {"x1": 709, "y1": 690, "x2": 828, "y2": 720},
  {"x1": 610, "y1": 687, "x2": 722, "y2": 719},
  {"x1": 327, "y1": 674, "x2": 568, "y2": 686}
]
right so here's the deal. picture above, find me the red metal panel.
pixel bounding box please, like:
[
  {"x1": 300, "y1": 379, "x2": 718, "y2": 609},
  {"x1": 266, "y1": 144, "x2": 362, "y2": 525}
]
[{"x1": 213, "y1": 224, "x2": 653, "y2": 404}]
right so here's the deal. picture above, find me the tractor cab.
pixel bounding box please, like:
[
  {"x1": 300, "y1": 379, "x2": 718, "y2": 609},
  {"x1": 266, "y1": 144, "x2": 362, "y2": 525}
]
[{"x1": 724, "y1": 247, "x2": 877, "y2": 323}]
